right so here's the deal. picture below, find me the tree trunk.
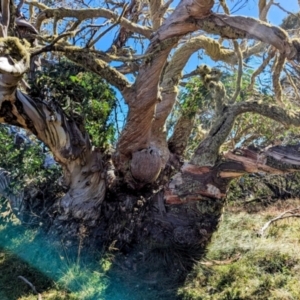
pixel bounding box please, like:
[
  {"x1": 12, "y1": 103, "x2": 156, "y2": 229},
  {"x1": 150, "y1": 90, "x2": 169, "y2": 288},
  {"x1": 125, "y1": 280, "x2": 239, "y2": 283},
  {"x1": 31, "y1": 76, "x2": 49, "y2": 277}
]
[{"x1": 37, "y1": 144, "x2": 300, "y2": 297}]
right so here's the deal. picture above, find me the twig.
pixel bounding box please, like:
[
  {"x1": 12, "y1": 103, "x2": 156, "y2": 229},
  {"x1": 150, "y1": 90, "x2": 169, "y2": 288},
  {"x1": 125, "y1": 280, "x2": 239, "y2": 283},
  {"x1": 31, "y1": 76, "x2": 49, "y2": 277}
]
[
  {"x1": 284, "y1": 68, "x2": 300, "y2": 101},
  {"x1": 273, "y1": 2, "x2": 300, "y2": 18},
  {"x1": 17, "y1": 0, "x2": 26, "y2": 15},
  {"x1": 200, "y1": 253, "x2": 241, "y2": 266},
  {"x1": 87, "y1": 3, "x2": 128, "y2": 48},
  {"x1": 258, "y1": 206, "x2": 300, "y2": 236},
  {"x1": 31, "y1": 32, "x2": 74, "y2": 57},
  {"x1": 18, "y1": 276, "x2": 43, "y2": 299},
  {"x1": 248, "y1": 49, "x2": 275, "y2": 91}
]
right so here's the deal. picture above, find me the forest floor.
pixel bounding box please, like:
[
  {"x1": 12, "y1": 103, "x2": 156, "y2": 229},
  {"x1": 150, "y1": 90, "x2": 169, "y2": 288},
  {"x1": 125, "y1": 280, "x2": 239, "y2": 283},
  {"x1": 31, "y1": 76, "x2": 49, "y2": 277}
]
[{"x1": 1, "y1": 198, "x2": 300, "y2": 300}]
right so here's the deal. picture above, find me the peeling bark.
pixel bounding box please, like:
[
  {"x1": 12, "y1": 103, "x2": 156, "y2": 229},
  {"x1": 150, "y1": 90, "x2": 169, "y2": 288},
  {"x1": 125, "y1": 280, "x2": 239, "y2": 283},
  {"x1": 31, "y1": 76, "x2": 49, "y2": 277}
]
[
  {"x1": 115, "y1": 0, "x2": 214, "y2": 176},
  {"x1": 198, "y1": 14, "x2": 300, "y2": 61},
  {"x1": 168, "y1": 115, "x2": 196, "y2": 156},
  {"x1": 0, "y1": 90, "x2": 107, "y2": 222}
]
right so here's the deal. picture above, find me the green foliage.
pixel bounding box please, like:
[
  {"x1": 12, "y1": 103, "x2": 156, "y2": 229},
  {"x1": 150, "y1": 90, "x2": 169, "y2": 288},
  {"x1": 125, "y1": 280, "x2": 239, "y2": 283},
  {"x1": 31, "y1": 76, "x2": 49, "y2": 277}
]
[
  {"x1": 0, "y1": 124, "x2": 60, "y2": 189},
  {"x1": 0, "y1": 125, "x2": 61, "y2": 222},
  {"x1": 0, "y1": 222, "x2": 162, "y2": 300},
  {"x1": 0, "y1": 223, "x2": 110, "y2": 300},
  {"x1": 173, "y1": 67, "x2": 300, "y2": 158},
  {"x1": 29, "y1": 60, "x2": 117, "y2": 148}
]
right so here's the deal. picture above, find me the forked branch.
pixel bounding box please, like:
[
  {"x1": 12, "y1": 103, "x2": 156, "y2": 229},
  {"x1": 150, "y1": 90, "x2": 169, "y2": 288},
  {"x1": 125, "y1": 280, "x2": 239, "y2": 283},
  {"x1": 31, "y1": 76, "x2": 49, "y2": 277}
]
[{"x1": 258, "y1": 207, "x2": 300, "y2": 236}]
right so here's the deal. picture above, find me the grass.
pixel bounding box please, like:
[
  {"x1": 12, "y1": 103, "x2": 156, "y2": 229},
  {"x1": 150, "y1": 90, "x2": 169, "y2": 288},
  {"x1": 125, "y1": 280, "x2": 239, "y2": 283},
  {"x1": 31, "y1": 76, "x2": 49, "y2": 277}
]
[
  {"x1": 0, "y1": 221, "x2": 112, "y2": 300},
  {"x1": 2, "y1": 199, "x2": 300, "y2": 299},
  {"x1": 179, "y1": 199, "x2": 300, "y2": 300},
  {"x1": 0, "y1": 220, "x2": 170, "y2": 300}
]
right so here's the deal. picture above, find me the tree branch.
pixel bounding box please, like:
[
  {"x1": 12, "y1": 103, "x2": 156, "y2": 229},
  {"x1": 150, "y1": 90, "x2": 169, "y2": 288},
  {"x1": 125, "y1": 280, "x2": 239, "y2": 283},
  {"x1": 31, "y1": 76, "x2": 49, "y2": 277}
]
[
  {"x1": 259, "y1": 0, "x2": 274, "y2": 22},
  {"x1": 230, "y1": 41, "x2": 243, "y2": 103},
  {"x1": 198, "y1": 14, "x2": 300, "y2": 61},
  {"x1": 34, "y1": 6, "x2": 152, "y2": 38},
  {"x1": 166, "y1": 144, "x2": 300, "y2": 204},
  {"x1": 25, "y1": 0, "x2": 48, "y2": 11},
  {"x1": 0, "y1": 0, "x2": 10, "y2": 37},
  {"x1": 115, "y1": 0, "x2": 214, "y2": 170},
  {"x1": 154, "y1": 37, "x2": 230, "y2": 139},
  {"x1": 44, "y1": 45, "x2": 132, "y2": 92},
  {"x1": 233, "y1": 100, "x2": 300, "y2": 126},
  {"x1": 148, "y1": 0, "x2": 164, "y2": 30},
  {"x1": 258, "y1": 206, "x2": 300, "y2": 236},
  {"x1": 87, "y1": 3, "x2": 128, "y2": 48},
  {"x1": 191, "y1": 97, "x2": 300, "y2": 167},
  {"x1": 272, "y1": 52, "x2": 285, "y2": 104},
  {"x1": 248, "y1": 48, "x2": 275, "y2": 91}
]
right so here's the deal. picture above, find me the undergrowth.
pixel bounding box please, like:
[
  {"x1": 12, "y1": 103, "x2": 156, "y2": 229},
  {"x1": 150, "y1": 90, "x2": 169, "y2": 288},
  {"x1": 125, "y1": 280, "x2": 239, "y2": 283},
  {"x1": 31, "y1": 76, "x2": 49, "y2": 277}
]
[
  {"x1": 0, "y1": 222, "x2": 113, "y2": 300},
  {"x1": 179, "y1": 199, "x2": 300, "y2": 300},
  {"x1": 2, "y1": 198, "x2": 300, "y2": 299},
  {"x1": 0, "y1": 220, "x2": 172, "y2": 300}
]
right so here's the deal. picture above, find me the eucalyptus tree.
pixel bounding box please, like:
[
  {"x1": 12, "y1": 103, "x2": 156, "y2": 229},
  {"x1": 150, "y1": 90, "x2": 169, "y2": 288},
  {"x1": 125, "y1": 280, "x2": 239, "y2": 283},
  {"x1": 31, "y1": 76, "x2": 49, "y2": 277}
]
[{"x1": 1, "y1": 0, "x2": 300, "y2": 286}]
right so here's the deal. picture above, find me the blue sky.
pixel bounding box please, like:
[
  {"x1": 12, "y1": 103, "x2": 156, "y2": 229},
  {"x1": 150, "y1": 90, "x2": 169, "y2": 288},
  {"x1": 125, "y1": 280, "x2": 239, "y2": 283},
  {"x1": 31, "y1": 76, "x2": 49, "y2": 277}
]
[
  {"x1": 96, "y1": 0, "x2": 299, "y2": 76},
  {"x1": 184, "y1": 0, "x2": 300, "y2": 73},
  {"x1": 106, "y1": 0, "x2": 300, "y2": 132}
]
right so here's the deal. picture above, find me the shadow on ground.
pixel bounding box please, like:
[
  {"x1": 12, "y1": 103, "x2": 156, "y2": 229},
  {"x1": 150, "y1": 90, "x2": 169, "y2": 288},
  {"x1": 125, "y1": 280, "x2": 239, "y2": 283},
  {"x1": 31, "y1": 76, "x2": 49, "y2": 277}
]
[{"x1": 0, "y1": 222, "x2": 181, "y2": 300}]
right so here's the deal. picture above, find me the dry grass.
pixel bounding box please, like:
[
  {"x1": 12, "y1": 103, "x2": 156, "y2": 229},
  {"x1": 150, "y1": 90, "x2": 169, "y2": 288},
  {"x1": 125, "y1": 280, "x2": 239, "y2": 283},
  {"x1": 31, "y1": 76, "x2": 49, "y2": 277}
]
[{"x1": 179, "y1": 199, "x2": 300, "y2": 300}]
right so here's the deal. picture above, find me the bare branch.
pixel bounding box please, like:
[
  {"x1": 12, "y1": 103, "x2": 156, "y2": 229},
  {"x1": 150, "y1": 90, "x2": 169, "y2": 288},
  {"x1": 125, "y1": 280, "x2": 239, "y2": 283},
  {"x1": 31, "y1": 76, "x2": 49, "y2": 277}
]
[
  {"x1": 272, "y1": 53, "x2": 286, "y2": 104},
  {"x1": 18, "y1": 276, "x2": 39, "y2": 295},
  {"x1": 191, "y1": 98, "x2": 300, "y2": 166},
  {"x1": 258, "y1": 207, "x2": 300, "y2": 236},
  {"x1": 0, "y1": 0, "x2": 10, "y2": 37},
  {"x1": 152, "y1": 37, "x2": 236, "y2": 148},
  {"x1": 153, "y1": 39, "x2": 267, "y2": 150},
  {"x1": 115, "y1": 0, "x2": 215, "y2": 165},
  {"x1": 17, "y1": 0, "x2": 26, "y2": 14},
  {"x1": 32, "y1": 32, "x2": 74, "y2": 55},
  {"x1": 259, "y1": 0, "x2": 274, "y2": 21},
  {"x1": 233, "y1": 100, "x2": 300, "y2": 127},
  {"x1": 34, "y1": 6, "x2": 152, "y2": 38},
  {"x1": 243, "y1": 42, "x2": 267, "y2": 59},
  {"x1": 64, "y1": 48, "x2": 132, "y2": 92},
  {"x1": 31, "y1": 44, "x2": 131, "y2": 92},
  {"x1": 219, "y1": 0, "x2": 230, "y2": 15},
  {"x1": 273, "y1": 2, "x2": 299, "y2": 18},
  {"x1": 87, "y1": 3, "x2": 128, "y2": 48},
  {"x1": 219, "y1": 0, "x2": 243, "y2": 104},
  {"x1": 248, "y1": 49, "x2": 275, "y2": 91},
  {"x1": 25, "y1": 0, "x2": 48, "y2": 11},
  {"x1": 284, "y1": 68, "x2": 300, "y2": 101},
  {"x1": 148, "y1": 0, "x2": 163, "y2": 30},
  {"x1": 198, "y1": 14, "x2": 300, "y2": 61}
]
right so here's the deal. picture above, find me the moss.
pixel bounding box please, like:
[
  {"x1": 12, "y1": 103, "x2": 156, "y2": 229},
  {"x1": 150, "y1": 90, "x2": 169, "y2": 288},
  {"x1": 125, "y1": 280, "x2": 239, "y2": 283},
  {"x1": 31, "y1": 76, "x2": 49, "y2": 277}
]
[{"x1": 0, "y1": 37, "x2": 29, "y2": 63}]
